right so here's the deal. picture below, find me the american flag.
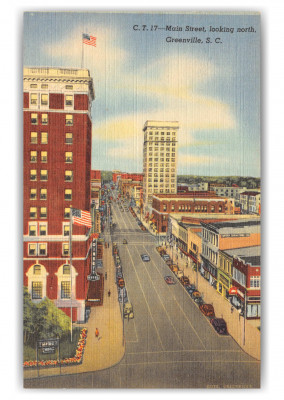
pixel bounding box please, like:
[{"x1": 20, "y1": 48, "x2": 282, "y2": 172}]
[
  {"x1": 71, "y1": 208, "x2": 92, "y2": 228},
  {"x1": 82, "y1": 33, "x2": 96, "y2": 47}
]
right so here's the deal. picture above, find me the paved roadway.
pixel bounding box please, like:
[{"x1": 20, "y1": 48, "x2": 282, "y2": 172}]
[{"x1": 24, "y1": 188, "x2": 260, "y2": 388}]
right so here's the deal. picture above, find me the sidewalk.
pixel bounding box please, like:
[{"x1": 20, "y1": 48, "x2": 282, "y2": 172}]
[
  {"x1": 162, "y1": 243, "x2": 261, "y2": 360},
  {"x1": 24, "y1": 233, "x2": 125, "y2": 380}
]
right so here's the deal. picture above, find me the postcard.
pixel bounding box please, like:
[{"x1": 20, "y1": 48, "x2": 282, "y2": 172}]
[{"x1": 23, "y1": 11, "x2": 261, "y2": 388}]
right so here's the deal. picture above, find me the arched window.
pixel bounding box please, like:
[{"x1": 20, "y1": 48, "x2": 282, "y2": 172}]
[{"x1": 26, "y1": 264, "x2": 49, "y2": 301}]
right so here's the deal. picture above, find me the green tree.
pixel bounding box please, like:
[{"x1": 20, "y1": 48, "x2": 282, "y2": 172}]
[{"x1": 23, "y1": 287, "x2": 70, "y2": 346}]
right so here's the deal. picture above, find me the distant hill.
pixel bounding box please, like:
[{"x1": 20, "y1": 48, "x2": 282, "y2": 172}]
[{"x1": 177, "y1": 175, "x2": 261, "y2": 189}]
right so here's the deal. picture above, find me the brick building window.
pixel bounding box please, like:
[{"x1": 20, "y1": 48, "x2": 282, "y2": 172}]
[
  {"x1": 28, "y1": 243, "x2": 37, "y2": 256},
  {"x1": 29, "y1": 224, "x2": 37, "y2": 236},
  {"x1": 41, "y1": 114, "x2": 48, "y2": 124},
  {"x1": 41, "y1": 151, "x2": 47, "y2": 163},
  {"x1": 64, "y1": 208, "x2": 70, "y2": 218},
  {"x1": 33, "y1": 265, "x2": 41, "y2": 275},
  {"x1": 63, "y1": 225, "x2": 70, "y2": 236},
  {"x1": 32, "y1": 282, "x2": 42, "y2": 299},
  {"x1": 38, "y1": 243, "x2": 47, "y2": 256},
  {"x1": 63, "y1": 244, "x2": 69, "y2": 256},
  {"x1": 64, "y1": 189, "x2": 72, "y2": 200},
  {"x1": 30, "y1": 207, "x2": 37, "y2": 219},
  {"x1": 61, "y1": 281, "x2": 71, "y2": 299},
  {"x1": 65, "y1": 114, "x2": 73, "y2": 126},
  {"x1": 65, "y1": 170, "x2": 73, "y2": 182},
  {"x1": 41, "y1": 94, "x2": 48, "y2": 105},
  {"x1": 39, "y1": 224, "x2": 47, "y2": 236},
  {"x1": 30, "y1": 188, "x2": 37, "y2": 200},
  {"x1": 30, "y1": 169, "x2": 37, "y2": 181},
  {"x1": 65, "y1": 133, "x2": 73, "y2": 144},
  {"x1": 40, "y1": 188, "x2": 47, "y2": 200},
  {"x1": 31, "y1": 113, "x2": 38, "y2": 124},
  {"x1": 40, "y1": 207, "x2": 47, "y2": 218},
  {"x1": 41, "y1": 132, "x2": 48, "y2": 144},
  {"x1": 31, "y1": 132, "x2": 37, "y2": 144},
  {"x1": 65, "y1": 152, "x2": 73, "y2": 163},
  {"x1": 30, "y1": 94, "x2": 38, "y2": 105},
  {"x1": 30, "y1": 151, "x2": 37, "y2": 162},
  {"x1": 40, "y1": 170, "x2": 48, "y2": 181},
  {"x1": 65, "y1": 95, "x2": 73, "y2": 106}
]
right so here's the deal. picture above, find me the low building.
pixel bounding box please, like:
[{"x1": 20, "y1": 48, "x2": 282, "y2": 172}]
[
  {"x1": 240, "y1": 191, "x2": 261, "y2": 214},
  {"x1": 151, "y1": 192, "x2": 236, "y2": 233},
  {"x1": 90, "y1": 170, "x2": 101, "y2": 208},
  {"x1": 231, "y1": 246, "x2": 261, "y2": 319},
  {"x1": 200, "y1": 219, "x2": 261, "y2": 289}
]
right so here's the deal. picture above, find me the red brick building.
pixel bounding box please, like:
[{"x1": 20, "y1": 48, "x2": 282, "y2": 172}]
[
  {"x1": 23, "y1": 67, "x2": 95, "y2": 322},
  {"x1": 151, "y1": 192, "x2": 235, "y2": 233},
  {"x1": 112, "y1": 172, "x2": 143, "y2": 183},
  {"x1": 232, "y1": 247, "x2": 261, "y2": 319}
]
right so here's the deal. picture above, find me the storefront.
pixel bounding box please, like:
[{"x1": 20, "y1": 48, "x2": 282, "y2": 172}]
[
  {"x1": 217, "y1": 269, "x2": 231, "y2": 299},
  {"x1": 201, "y1": 256, "x2": 217, "y2": 287}
]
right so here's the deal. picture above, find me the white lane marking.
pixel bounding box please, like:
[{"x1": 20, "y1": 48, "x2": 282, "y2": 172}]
[
  {"x1": 119, "y1": 359, "x2": 260, "y2": 366},
  {"x1": 125, "y1": 245, "x2": 165, "y2": 351},
  {"x1": 126, "y1": 349, "x2": 244, "y2": 355},
  {"x1": 132, "y1": 244, "x2": 185, "y2": 350}
]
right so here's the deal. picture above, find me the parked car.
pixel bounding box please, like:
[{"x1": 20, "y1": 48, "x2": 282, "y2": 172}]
[
  {"x1": 180, "y1": 276, "x2": 190, "y2": 286},
  {"x1": 194, "y1": 297, "x2": 204, "y2": 306},
  {"x1": 191, "y1": 291, "x2": 201, "y2": 299},
  {"x1": 164, "y1": 276, "x2": 176, "y2": 285},
  {"x1": 199, "y1": 304, "x2": 215, "y2": 317},
  {"x1": 123, "y1": 239, "x2": 128, "y2": 244},
  {"x1": 123, "y1": 303, "x2": 134, "y2": 319},
  {"x1": 117, "y1": 278, "x2": 125, "y2": 288},
  {"x1": 185, "y1": 284, "x2": 196, "y2": 295},
  {"x1": 176, "y1": 270, "x2": 184, "y2": 279},
  {"x1": 162, "y1": 254, "x2": 170, "y2": 261},
  {"x1": 169, "y1": 264, "x2": 179, "y2": 273},
  {"x1": 210, "y1": 318, "x2": 227, "y2": 334},
  {"x1": 141, "y1": 254, "x2": 150, "y2": 262}
]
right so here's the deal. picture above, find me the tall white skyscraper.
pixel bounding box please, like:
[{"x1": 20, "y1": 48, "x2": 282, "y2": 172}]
[{"x1": 142, "y1": 120, "x2": 179, "y2": 210}]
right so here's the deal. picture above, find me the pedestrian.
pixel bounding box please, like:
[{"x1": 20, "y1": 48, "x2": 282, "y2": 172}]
[
  {"x1": 108, "y1": 242, "x2": 109, "y2": 248},
  {"x1": 105, "y1": 272, "x2": 107, "y2": 280},
  {"x1": 108, "y1": 289, "x2": 111, "y2": 297},
  {"x1": 95, "y1": 328, "x2": 99, "y2": 339}
]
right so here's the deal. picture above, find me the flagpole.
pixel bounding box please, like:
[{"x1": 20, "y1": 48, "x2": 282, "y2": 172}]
[
  {"x1": 81, "y1": 33, "x2": 84, "y2": 68},
  {"x1": 69, "y1": 206, "x2": 73, "y2": 342}
]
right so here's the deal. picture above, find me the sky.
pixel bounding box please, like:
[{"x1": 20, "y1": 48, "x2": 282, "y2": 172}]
[{"x1": 23, "y1": 11, "x2": 260, "y2": 177}]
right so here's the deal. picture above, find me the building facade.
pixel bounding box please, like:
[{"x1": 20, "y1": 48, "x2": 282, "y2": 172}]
[
  {"x1": 151, "y1": 192, "x2": 235, "y2": 233},
  {"x1": 23, "y1": 67, "x2": 95, "y2": 322},
  {"x1": 142, "y1": 120, "x2": 179, "y2": 210},
  {"x1": 200, "y1": 219, "x2": 261, "y2": 290}
]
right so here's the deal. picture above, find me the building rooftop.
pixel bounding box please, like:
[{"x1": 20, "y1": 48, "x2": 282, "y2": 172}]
[
  {"x1": 201, "y1": 218, "x2": 261, "y2": 231},
  {"x1": 222, "y1": 246, "x2": 261, "y2": 265},
  {"x1": 153, "y1": 191, "x2": 220, "y2": 199},
  {"x1": 240, "y1": 191, "x2": 261, "y2": 196},
  {"x1": 143, "y1": 120, "x2": 179, "y2": 130}
]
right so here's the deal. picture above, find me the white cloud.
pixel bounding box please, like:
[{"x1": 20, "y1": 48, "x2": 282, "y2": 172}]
[{"x1": 43, "y1": 26, "x2": 128, "y2": 75}]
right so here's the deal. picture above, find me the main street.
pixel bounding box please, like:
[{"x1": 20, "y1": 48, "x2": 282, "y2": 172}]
[{"x1": 24, "y1": 187, "x2": 260, "y2": 388}]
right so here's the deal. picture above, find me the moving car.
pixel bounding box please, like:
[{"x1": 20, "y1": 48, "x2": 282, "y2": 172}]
[
  {"x1": 141, "y1": 254, "x2": 150, "y2": 262},
  {"x1": 199, "y1": 304, "x2": 215, "y2": 317},
  {"x1": 210, "y1": 318, "x2": 227, "y2": 334},
  {"x1": 123, "y1": 239, "x2": 128, "y2": 244},
  {"x1": 123, "y1": 303, "x2": 134, "y2": 319},
  {"x1": 164, "y1": 276, "x2": 176, "y2": 285}
]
